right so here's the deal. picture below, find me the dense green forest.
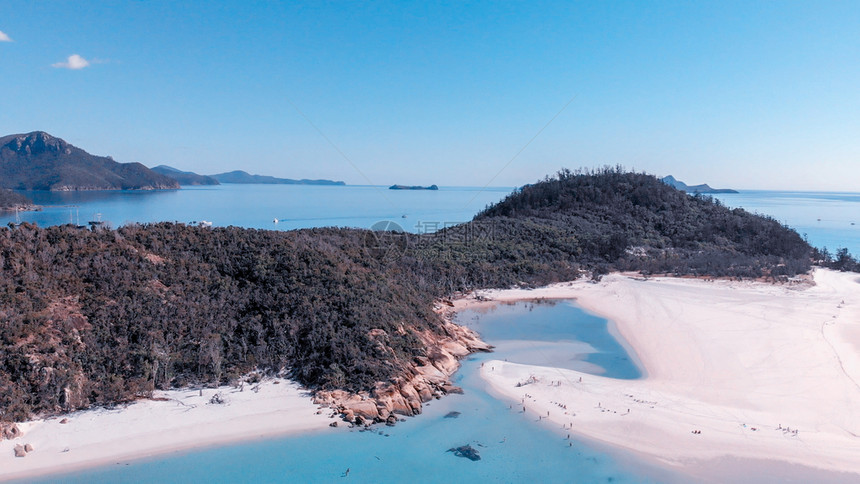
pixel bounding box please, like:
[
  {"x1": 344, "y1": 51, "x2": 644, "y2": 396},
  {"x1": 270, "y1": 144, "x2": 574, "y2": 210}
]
[{"x1": 1, "y1": 168, "x2": 853, "y2": 423}]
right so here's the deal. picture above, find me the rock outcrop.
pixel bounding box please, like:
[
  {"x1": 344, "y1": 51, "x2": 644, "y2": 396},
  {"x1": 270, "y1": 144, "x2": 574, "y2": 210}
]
[
  {"x1": 1, "y1": 423, "x2": 22, "y2": 440},
  {"x1": 314, "y1": 316, "x2": 491, "y2": 425},
  {"x1": 447, "y1": 444, "x2": 481, "y2": 461}
]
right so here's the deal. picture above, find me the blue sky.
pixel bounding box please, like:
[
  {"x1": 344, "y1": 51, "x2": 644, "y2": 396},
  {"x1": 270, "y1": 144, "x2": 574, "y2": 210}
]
[{"x1": 1, "y1": 1, "x2": 858, "y2": 190}]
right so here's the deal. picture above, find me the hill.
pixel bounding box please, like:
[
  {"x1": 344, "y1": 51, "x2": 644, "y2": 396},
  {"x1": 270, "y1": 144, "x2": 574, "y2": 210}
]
[
  {"x1": 211, "y1": 170, "x2": 345, "y2": 185},
  {"x1": 0, "y1": 189, "x2": 37, "y2": 212},
  {"x1": 459, "y1": 168, "x2": 808, "y2": 281},
  {"x1": 0, "y1": 132, "x2": 179, "y2": 191},
  {"x1": 151, "y1": 165, "x2": 220, "y2": 186},
  {"x1": 661, "y1": 175, "x2": 737, "y2": 194},
  {"x1": 0, "y1": 168, "x2": 819, "y2": 426}
]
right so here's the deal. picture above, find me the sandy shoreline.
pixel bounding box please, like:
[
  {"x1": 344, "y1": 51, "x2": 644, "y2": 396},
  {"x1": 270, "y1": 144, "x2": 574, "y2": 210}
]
[
  {"x1": 474, "y1": 269, "x2": 860, "y2": 478},
  {"x1": 0, "y1": 379, "x2": 335, "y2": 481}
]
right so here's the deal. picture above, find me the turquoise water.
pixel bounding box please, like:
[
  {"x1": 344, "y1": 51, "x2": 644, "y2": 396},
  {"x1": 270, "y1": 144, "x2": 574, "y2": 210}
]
[
  {"x1": 457, "y1": 300, "x2": 642, "y2": 379},
  {"x1": 0, "y1": 185, "x2": 511, "y2": 234},
  {"x1": 28, "y1": 301, "x2": 675, "y2": 484}
]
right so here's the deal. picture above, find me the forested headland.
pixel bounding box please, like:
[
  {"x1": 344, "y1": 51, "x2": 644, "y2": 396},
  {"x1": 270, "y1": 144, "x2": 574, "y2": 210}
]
[
  {"x1": 0, "y1": 190, "x2": 36, "y2": 212},
  {"x1": 1, "y1": 168, "x2": 855, "y2": 423}
]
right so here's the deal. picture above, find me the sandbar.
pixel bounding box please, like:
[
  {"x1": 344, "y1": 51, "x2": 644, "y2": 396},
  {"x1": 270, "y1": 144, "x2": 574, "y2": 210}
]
[{"x1": 474, "y1": 269, "x2": 860, "y2": 479}]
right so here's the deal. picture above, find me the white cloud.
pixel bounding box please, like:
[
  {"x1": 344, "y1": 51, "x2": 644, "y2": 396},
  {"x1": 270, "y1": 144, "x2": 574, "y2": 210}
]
[
  {"x1": 0, "y1": 30, "x2": 12, "y2": 42},
  {"x1": 52, "y1": 54, "x2": 90, "y2": 70}
]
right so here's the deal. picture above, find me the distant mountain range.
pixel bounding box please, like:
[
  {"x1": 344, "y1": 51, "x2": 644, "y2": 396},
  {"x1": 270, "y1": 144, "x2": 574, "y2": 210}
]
[
  {"x1": 150, "y1": 167, "x2": 346, "y2": 186},
  {"x1": 661, "y1": 175, "x2": 738, "y2": 194},
  {"x1": 0, "y1": 132, "x2": 179, "y2": 191},
  {"x1": 0, "y1": 131, "x2": 346, "y2": 190},
  {"x1": 209, "y1": 170, "x2": 345, "y2": 186},
  {"x1": 151, "y1": 165, "x2": 220, "y2": 186}
]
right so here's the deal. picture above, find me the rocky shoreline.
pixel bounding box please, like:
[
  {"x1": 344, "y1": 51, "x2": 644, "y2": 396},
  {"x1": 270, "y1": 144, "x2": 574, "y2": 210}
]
[
  {"x1": 0, "y1": 204, "x2": 41, "y2": 213},
  {"x1": 1, "y1": 300, "x2": 491, "y2": 458},
  {"x1": 314, "y1": 304, "x2": 492, "y2": 426}
]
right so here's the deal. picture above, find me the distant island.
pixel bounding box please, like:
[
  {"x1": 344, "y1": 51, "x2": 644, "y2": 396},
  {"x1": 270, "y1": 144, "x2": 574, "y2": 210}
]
[
  {"x1": 389, "y1": 184, "x2": 439, "y2": 190},
  {"x1": 151, "y1": 165, "x2": 220, "y2": 186},
  {"x1": 0, "y1": 131, "x2": 179, "y2": 191},
  {"x1": 661, "y1": 175, "x2": 737, "y2": 194},
  {"x1": 211, "y1": 170, "x2": 345, "y2": 186}
]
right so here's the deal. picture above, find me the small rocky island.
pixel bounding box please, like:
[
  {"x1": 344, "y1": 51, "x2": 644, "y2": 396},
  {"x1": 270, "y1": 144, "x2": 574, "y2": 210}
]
[{"x1": 389, "y1": 184, "x2": 439, "y2": 190}]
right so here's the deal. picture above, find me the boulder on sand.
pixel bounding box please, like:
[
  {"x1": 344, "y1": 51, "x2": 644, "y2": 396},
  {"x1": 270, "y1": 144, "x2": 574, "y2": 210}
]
[{"x1": 1, "y1": 423, "x2": 22, "y2": 440}]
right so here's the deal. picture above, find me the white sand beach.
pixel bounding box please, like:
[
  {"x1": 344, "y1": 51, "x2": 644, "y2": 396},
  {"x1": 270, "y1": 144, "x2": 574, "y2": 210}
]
[
  {"x1": 475, "y1": 269, "x2": 860, "y2": 478},
  {"x1": 0, "y1": 379, "x2": 334, "y2": 481}
]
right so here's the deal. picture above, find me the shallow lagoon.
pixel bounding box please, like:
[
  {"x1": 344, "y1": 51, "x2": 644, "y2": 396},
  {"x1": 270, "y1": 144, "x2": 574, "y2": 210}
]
[{"x1": 30, "y1": 301, "x2": 675, "y2": 484}]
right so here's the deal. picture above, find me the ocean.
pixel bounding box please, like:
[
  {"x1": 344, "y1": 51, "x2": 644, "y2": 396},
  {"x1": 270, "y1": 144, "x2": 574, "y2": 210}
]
[{"x1": 0, "y1": 185, "x2": 511, "y2": 236}]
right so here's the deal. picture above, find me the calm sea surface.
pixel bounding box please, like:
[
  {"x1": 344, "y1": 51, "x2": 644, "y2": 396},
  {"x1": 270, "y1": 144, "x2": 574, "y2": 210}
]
[
  {"x1": 0, "y1": 185, "x2": 511, "y2": 234},
  {"x1": 8, "y1": 185, "x2": 859, "y2": 482}
]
